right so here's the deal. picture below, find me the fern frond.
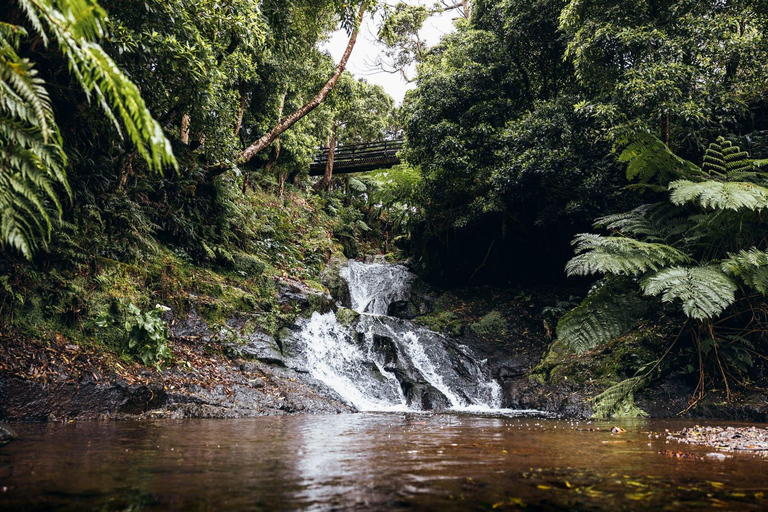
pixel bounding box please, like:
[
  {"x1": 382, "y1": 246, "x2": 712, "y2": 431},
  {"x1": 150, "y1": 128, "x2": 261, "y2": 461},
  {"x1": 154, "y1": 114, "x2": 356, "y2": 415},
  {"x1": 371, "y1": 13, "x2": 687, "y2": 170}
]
[
  {"x1": 722, "y1": 248, "x2": 768, "y2": 295},
  {"x1": 617, "y1": 132, "x2": 703, "y2": 185},
  {"x1": 640, "y1": 266, "x2": 737, "y2": 320},
  {"x1": 557, "y1": 281, "x2": 647, "y2": 353},
  {"x1": 347, "y1": 177, "x2": 367, "y2": 192},
  {"x1": 669, "y1": 180, "x2": 768, "y2": 211},
  {"x1": 566, "y1": 233, "x2": 690, "y2": 277},
  {"x1": 0, "y1": 23, "x2": 67, "y2": 258},
  {"x1": 28, "y1": 0, "x2": 176, "y2": 173},
  {"x1": 591, "y1": 375, "x2": 649, "y2": 419}
]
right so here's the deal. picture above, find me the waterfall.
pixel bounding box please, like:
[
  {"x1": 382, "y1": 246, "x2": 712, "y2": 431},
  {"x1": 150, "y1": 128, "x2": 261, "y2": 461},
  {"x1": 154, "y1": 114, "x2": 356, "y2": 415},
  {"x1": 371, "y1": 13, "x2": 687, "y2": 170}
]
[{"x1": 289, "y1": 260, "x2": 529, "y2": 414}]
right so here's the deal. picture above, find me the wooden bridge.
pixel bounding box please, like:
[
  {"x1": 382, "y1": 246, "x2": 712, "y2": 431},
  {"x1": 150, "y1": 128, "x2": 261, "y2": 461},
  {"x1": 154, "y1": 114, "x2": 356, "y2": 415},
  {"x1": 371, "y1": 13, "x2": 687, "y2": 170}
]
[{"x1": 309, "y1": 139, "x2": 404, "y2": 176}]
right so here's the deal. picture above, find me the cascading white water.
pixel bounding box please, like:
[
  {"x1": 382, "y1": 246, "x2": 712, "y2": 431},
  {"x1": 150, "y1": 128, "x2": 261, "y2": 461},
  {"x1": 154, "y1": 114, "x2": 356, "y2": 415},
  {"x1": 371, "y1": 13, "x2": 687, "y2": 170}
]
[
  {"x1": 339, "y1": 260, "x2": 413, "y2": 315},
  {"x1": 293, "y1": 260, "x2": 533, "y2": 414}
]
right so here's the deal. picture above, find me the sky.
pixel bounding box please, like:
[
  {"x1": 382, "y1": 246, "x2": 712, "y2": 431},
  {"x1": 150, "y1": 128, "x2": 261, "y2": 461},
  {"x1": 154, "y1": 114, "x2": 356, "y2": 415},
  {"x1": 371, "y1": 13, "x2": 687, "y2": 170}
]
[{"x1": 321, "y1": 2, "x2": 458, "y2": 105}]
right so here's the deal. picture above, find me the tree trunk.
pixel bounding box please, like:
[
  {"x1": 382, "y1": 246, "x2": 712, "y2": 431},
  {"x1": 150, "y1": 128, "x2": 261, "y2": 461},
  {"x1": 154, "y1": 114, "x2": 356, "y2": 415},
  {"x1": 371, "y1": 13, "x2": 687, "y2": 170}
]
[
  {"x1": 207, "y1": 4, "x2": 365, "y2": 178},
  {"x1": 180, "y1": 114, "x2": 190, "y2": 145},
  {"x1": 233, "y1": 83, "x2": 248, "y2": 137},
  {"x1": 313, "y1": 127, "x2": 337, "y2": 192}
]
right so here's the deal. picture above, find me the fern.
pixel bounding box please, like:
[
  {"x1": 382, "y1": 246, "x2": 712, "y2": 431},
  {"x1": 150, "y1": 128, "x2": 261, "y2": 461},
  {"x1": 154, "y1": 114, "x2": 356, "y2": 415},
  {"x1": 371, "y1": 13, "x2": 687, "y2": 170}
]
[
  {"x1": 702, "y1": 137, "x2": 753, "y2": 180},
  {"x1": 617, "y1": 132, "x2": 703, "y2": 186},
  {"x1": 0, "y1": 0, "x2": 176, "y2": 259},
  {"x1": 566, "y1": 233, "x2": 690, "y2": 277},
  {"x1": 591, "y1": 375, "x2": 649, "y2": 419},
  {"x1": 669, "y1": 180, "x2": 768, "y2": 211},
  {"x1": 722, "y1": 248, "x2": 768, "y2": 295},
  {"x1": 594, "y1": 202, "x2": 691, "y2": 241},
  {"x1": 640, "y1": 266, "x2": 737, "y2": 320},
  {"x1": 556, "y1": 280, "x2": 647, "y2": 353}
]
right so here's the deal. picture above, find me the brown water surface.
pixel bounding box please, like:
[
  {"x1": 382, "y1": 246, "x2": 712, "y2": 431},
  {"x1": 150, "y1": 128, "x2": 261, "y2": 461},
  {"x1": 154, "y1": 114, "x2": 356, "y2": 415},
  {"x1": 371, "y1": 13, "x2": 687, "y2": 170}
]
[{"x1": 1, "y1": 414, "x2": 767, "y2": 510}]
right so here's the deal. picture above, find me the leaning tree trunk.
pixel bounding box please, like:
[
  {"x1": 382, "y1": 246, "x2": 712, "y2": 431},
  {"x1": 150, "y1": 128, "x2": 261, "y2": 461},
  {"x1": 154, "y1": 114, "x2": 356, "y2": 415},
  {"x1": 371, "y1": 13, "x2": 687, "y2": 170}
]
[{"x1": 206, "y1": 5, "x2": 365, "y2": 178}]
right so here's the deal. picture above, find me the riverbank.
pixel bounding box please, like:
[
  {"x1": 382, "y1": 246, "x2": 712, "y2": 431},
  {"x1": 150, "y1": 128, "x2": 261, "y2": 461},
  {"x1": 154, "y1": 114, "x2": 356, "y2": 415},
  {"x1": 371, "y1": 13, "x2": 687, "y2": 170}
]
[{"x1": 2, "y1": 254, "x2": 768, "y2": 423}]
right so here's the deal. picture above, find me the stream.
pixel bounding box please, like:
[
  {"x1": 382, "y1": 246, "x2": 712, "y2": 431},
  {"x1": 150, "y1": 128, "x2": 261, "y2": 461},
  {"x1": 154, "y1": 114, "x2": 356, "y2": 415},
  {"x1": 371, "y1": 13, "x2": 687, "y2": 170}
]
[
  {"x1": 2, "y1": 415, "x2": 768, "y2": 510},
  {"x1": 2, "y1": 261, "x2": 768, "y2": 509}
]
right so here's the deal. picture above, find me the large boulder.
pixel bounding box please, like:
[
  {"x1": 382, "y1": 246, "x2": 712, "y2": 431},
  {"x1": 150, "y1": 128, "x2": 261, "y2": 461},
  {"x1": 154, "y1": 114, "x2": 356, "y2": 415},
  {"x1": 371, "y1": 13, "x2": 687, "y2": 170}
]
[{"x1": 320, "y1": 257, "x2": 352, "y2": 307}]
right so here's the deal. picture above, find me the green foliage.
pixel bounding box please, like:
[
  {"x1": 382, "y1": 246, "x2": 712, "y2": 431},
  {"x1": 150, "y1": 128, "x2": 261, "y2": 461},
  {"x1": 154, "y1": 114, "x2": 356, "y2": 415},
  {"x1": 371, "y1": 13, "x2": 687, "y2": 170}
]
[
  {"x1": 590, "y1": 375, "x2": 649, "y2": 420},
  {"x1": 722, "y1": 248, "x2": 768, "y2": 295},
  {"x1": 563, "y1": 133, "x2": 768, "y2": 399},
  {"x1": 566, "y1": 234, "x2": 690, "y2": 277},
  {"x1": 0, "y1": 0, "x2": 175, "y2": 259},
  {"x1": 556, "y1": 280, "x2": 647, "y2": 354},
  {"x1": 640, "y1": 266, "x2": 738, "y2": 321},
  {"x1": 95, "y1": 302, "x2": 171, "y2": 367},
  {"x1": 471, "y1": 311, "x2": 508, "y2": 338},
  {"x1": 669, "y1": 180, "x2": 768, "y2": 211},
  {"x1": 617, "y1": 133, "x2": 703, "y2": 188}
]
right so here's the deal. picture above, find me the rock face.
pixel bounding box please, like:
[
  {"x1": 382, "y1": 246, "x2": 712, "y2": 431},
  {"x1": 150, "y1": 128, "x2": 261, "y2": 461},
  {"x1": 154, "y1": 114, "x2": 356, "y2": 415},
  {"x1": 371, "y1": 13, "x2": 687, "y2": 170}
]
[
  {"x1": 0, "y1": 423, "x2": 17, "y2": 446},
  {"x1": 0, "y1": 378, "x2": 168, "y2": 421}
]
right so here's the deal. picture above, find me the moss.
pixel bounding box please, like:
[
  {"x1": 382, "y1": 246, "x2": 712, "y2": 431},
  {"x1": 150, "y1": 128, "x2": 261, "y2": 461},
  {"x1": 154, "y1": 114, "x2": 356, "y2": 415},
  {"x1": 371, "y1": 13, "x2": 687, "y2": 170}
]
[
  {"x1": 413, "y1": 311, "x2": 463, "y2": 336},
  {"x1": 535, "y1": 328, "x2": 665, "y2": 391},
  {"x1": 336, "y1": 307, "x2": 360, "y2": 326},
  {"x1": 471, "y1": 311, "x2": 508, "y2": 338}
]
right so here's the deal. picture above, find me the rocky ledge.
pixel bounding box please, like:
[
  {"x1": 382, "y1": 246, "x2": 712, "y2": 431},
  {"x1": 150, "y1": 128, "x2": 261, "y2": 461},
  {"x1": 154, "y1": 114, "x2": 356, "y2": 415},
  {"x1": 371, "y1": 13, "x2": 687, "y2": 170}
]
[{"x1": 0, "y1": 277, "x2": 351, "y2": 423}]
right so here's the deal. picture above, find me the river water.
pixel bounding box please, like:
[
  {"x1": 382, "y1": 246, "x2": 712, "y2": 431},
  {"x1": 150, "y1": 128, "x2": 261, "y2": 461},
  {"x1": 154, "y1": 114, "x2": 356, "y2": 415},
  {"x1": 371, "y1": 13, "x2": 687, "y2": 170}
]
[{"x1": 2, "y1": 414, "x2": 768, "y2": 510}]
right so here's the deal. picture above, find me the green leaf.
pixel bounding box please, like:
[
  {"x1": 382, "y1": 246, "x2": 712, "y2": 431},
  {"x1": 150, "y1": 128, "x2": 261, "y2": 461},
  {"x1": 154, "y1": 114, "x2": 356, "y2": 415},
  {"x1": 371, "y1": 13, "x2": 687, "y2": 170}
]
[
  {"x1": 641, "y1": 266, "x2": 737, "y2": 320},
  {"x1": 669, "y1": 180, "x2": 768, "y2": 211},
  {"x1": 566, "y1": 233, "x2": 690, "y2": 277},
  {"x1": 557, "y1": 280, "x2": 647, "y2": 353}
]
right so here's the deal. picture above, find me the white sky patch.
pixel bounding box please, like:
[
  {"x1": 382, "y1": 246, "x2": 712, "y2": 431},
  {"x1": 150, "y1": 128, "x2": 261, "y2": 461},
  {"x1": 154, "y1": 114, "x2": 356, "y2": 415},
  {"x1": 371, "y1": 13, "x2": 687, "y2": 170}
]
[{"x1": 321, "y1": 2, "x2": 458, "y2": 105}]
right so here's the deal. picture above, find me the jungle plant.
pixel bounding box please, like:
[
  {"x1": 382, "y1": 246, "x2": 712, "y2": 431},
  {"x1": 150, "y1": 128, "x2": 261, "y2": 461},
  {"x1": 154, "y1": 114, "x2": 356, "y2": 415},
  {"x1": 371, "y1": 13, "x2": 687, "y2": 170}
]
[
  {"x1": 559, "y1": 136, "x2": 768, "y2": 415},
  {"x1": 0, "y1": 0, "x2": 175, "y2": 259},
  {"x1": 95, "y1": 301, "x2": 172, "y2": 367}
]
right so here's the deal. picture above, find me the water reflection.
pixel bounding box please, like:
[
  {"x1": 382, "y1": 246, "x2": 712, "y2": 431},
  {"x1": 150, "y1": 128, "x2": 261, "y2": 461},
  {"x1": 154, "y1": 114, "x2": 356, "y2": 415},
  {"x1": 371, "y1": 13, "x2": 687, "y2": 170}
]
[{"x1": 1, "y1": 415, "x2": 768, "y2": 510}]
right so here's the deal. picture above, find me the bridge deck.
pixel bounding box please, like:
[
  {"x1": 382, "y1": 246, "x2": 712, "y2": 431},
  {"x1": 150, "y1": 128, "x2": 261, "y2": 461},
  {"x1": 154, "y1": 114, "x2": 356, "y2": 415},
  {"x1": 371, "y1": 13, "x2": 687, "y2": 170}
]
[{"x1": 309, "y1": 139, "x2": 403, "y2": 176}]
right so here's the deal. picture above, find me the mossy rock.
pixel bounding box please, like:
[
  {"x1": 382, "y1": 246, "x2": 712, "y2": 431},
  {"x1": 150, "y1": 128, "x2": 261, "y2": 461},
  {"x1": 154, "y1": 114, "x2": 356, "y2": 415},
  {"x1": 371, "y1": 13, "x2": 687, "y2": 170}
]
[
  {"x1": 471, "y1": 311, "x2": 507, "y2": 338},
  {"x1": 335, "y1": 307, "x2": 360, "y2": 326},
  {"x1": 413, "y1": 311, "x2": 463, "y2": 336},
  {"x1": 231, "y1": 253, "x2": 266, "y2": 276}
]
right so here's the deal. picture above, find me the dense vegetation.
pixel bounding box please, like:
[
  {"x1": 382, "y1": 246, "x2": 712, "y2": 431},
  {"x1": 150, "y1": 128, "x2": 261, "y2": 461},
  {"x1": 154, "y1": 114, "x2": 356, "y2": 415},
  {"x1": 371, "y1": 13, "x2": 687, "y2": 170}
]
[
  {"x1": 4, "y1": 0, "x2": 768, "y2": 418},
  {"x1": 397, "y1": 0, "x2": 768, "y2": 415}
]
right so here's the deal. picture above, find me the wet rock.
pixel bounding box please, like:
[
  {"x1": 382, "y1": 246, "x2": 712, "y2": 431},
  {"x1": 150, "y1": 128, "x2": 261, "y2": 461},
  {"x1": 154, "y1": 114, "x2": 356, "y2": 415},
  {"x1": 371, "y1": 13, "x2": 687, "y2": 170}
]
[
  {"x1": 168, "y1": 309, "x2": 214, "y2": 342},
  {"x1": 0, "y1": 423, "x2": 17, "y2": 446},
  {"x1": 387, "y1": 274, "x2": 438, "y2": 320},
  {"x1": 0, "y1": 377, "x2": 168, "y2": 421},
  {"x1": 211, "y1": 315, "x2": 286, "y2": 365},
  {"x1": 372, "y1": 334, "x2": 398, "y2": 366},
  {"x1": 320, "y1": 256, "x2": 352, "y2": 308},
  {"x1": 335, "y1": 307, "x2": 360, "y2": 327},
  {"x1": 277, "y1": 279, "x2": 334, "y2": 315},
  {"x1": 502, "y1": 376, "x2": 592, "y2": 419},
  {"x1": 388, "y1": 368, "x2": 451, "y2": 410}
]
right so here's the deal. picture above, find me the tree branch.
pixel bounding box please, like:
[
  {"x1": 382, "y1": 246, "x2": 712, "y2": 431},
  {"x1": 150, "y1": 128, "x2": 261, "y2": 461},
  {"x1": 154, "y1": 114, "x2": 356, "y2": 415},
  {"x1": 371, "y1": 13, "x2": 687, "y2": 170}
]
[{"x1": 207, "y1": 5, "x2": 365, "y2": 178}]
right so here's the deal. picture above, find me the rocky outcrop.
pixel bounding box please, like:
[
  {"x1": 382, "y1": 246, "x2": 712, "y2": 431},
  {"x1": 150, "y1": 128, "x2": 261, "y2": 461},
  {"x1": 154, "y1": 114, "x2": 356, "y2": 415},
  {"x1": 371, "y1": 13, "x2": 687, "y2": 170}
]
[{"x1": 0, "y1": 423, "x2": 17, "y2": 446}]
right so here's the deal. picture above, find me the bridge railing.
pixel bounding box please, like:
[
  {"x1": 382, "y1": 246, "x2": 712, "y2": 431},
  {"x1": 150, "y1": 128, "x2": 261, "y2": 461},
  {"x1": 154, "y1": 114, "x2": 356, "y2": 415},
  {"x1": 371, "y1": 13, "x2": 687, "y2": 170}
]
[{"x1": 311, "y1": 139, "x2": 404, "y2": 166}]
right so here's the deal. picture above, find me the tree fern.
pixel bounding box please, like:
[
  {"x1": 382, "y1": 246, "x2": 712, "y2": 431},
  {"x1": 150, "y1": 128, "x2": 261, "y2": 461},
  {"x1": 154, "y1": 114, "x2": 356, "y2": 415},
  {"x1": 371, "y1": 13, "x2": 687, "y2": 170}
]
[
  {"x1": 617, "y1": 132, "x2": 703, "y2": 187},
  {"x1": 669, "y1": 180, "x2": 768, "y2": 211},
  {"x1": 702, "y1": 137, "x2": 753, "y2": 180},
  {"x1": 590, "y1": 375, "x2": 649, "y2": 419},
  {"x1": 722, "y1": 248, "x2": 768, "y2": 295},
  {"x1": 594, "y1": 202, "x2": 691, "y2": 241},
  {"x1": 556, "y1": 280, "x2": 647, "y2": 353},
  {"x1": 566, "y1": 233, "x2": 690, "y2": 277},
  {"x1": 640, "y1": 266, "x2": 738, "y2": 320},
  {"x1": 1, "y1": 0, "x2": 177, "y2": 258},
  {"x1": 0, "y1": 21, "x2": 67, "y2": 258}
]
